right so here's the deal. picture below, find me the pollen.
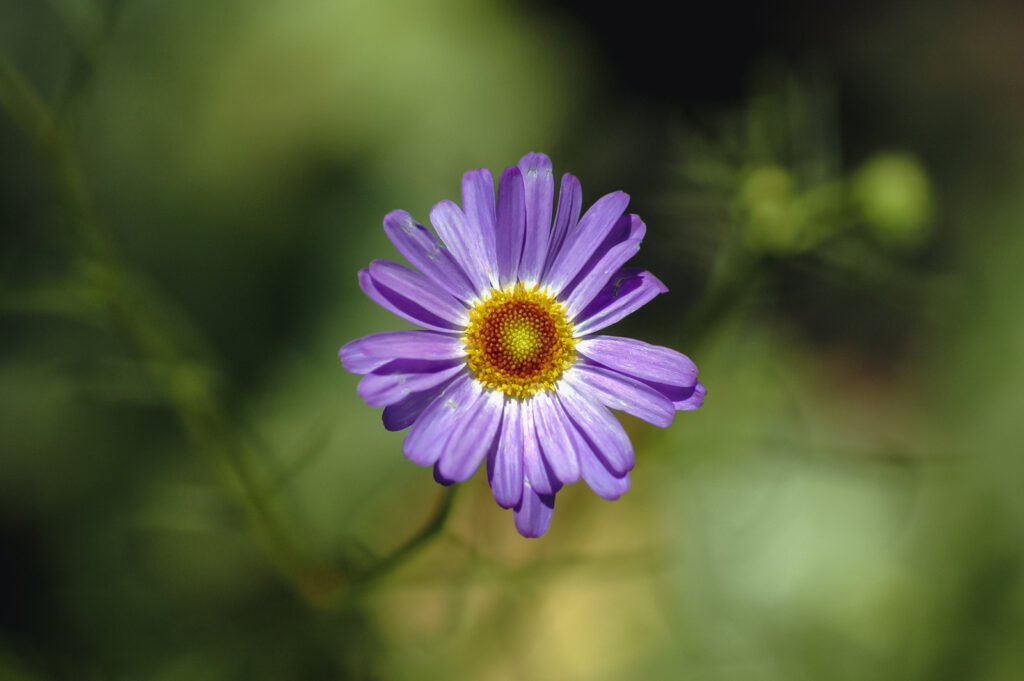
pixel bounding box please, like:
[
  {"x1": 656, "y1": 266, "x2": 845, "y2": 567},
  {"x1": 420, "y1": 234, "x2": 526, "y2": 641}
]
[{"x1": 464, "y1": 283, "x2": 577, "y2": 399}]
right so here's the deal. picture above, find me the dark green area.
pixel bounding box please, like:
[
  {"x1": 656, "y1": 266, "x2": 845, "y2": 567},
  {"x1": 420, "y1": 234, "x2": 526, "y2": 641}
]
[{"x1": 2, "y1": 1, "x2": 1022, "y2": 679}]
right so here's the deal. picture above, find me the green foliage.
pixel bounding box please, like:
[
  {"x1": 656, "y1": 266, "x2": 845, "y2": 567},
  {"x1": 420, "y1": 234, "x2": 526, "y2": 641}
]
[{"x1": 1, "y1": 2, "x2": 1023, "y2": 680}]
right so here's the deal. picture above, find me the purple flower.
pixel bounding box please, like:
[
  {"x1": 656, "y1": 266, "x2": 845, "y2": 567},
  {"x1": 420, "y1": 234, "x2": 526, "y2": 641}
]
[{"x1": 340, "y1": 153, "x2": 704, "y2": 537}]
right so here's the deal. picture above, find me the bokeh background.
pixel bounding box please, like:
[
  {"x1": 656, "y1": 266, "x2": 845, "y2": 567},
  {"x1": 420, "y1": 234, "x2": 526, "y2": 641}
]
[{"x1": 3, "y1": 0, "x2": 1024, "y2": 679}]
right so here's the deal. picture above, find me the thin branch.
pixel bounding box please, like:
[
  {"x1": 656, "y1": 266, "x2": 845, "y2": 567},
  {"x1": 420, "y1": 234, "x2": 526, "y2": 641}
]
[
  {"x1": 354, "y1": 485, "x2": 459, "y2": 588},
  {"x1": 2, "y1": 51, "x2": 465, "y2": 602},
  {"x1": 0, "y1": 51, "x2": 313, "y2": 583}
]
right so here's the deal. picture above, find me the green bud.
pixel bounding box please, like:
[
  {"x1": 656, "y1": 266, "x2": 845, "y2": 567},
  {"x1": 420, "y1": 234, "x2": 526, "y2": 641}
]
[
  {"x1": 740, "y1": 165, "x2": 804, "y2": 254},
  {"x1": 851, "y1": 153, "x2": 933, "y2": 248}
]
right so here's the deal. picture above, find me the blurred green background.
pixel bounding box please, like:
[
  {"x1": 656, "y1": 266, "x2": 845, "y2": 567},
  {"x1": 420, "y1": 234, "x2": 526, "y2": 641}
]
[{"x1": 2, "y1": 0, "x2": 1023, "y2": 679}]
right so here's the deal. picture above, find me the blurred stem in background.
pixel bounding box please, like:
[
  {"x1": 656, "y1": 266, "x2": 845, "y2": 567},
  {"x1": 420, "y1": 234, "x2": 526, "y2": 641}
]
[
  {"x1": 669, "y1": 67, "x2": 935, "y2": 351},
  {"x1": 1, "y1": 42, "x2": 937, "y2": 611},
  {"x1": 0, "y1": 52, "x2": 457, "y2": 605},
  {"x1": 0, "y1": 47, "x2": 847, "y2": 606}
]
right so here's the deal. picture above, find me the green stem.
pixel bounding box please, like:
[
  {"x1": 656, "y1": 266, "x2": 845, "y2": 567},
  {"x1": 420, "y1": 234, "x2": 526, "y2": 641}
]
[
  {"x1": 1, "y1": 52, "x2": 462, "y2": 600},
  {"x1": 0, "y1": 55, "x2": 110, "y2": 258},
  {"x1": 681, "y1": 251, "x2": 766, "y2": 345},
  {"x1": 356, "y1": 485, "x2": 459, "y2": 587},
  {"x1": 1, "y1": 52, "x2": 311, "y2": 581}
]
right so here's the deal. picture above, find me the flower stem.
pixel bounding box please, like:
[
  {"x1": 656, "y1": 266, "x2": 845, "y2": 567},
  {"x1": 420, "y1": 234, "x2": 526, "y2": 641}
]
[
  {"x1": 357, "y1": 485, "x2": 459, "y2": 586},
  {"x1": 681, "y1": 251, "x2": 766, "y2": 345},
  {"x1": 0, "y1": 52, "x2": 313, "y2": 583},
  {"x1": 1, "y1": 51, "x2": 462, "y2": 600}
]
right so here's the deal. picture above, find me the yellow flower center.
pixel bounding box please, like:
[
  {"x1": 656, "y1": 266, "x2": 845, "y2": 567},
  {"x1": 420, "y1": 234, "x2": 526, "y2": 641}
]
[{"x1": 463, "y1": 283, "x2": 577, "y2": 398}]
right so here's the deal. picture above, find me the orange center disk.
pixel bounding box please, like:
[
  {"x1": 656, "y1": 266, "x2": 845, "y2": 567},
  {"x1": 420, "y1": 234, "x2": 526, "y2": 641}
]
[{"x1": 464, "y1": 284, "x2": 577, "y2": 398}]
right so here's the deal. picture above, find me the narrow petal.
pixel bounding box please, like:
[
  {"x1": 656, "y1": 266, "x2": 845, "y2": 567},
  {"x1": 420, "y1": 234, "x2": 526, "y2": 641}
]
[
  {"x1": 362, "y1": 261, "x2": 467, "y2": 331},
  {"x1": 563, "y1": 214, "x2": 645, "y2": 318},
  {"x1": 532, "y1": 391, "x2": 581, "y2": 484},
  {"x1": 642, "y1": 380, "x2": 706, "y2": 411},
  {"x1": 567, "y1": 419, "x2": 631, "y2": 500},
  {"x1": 359, "y1": 270, "x2": 453, "y2": 333},
  {"x1": 461, "y1": 168, "x2": 499, "y2": 287},
  {"x1": 339, "y1": 330, "x2": 465, "y2": 375},
  {"x1": 430, "y1": 200, "x2": 492, "y2": 297},
  {"x1": 487, "y1": 399, "x2": 524, "y2": 508},
  {"x1": 438, "y1": 389, "x2": 504, "y2": 482},
  {"x1": 543, "y1": 173, "x2": 582, "y2": 279},
  {"x1": 382, "y1": 210, "x2": 476, "y2": 303},
  {"x1": 382, "y1": 379, "x2": 454, "y2": 432},
  {"x1": 357, "y1": 360, "x2": 464, "y2": 408},
  {"x1": 572, "y1": 268, "x2": 667, "y2": 336},
  {"x1": 557, "y1": 376, "x2": 634, "y2": 476},
  {"x1": 568, "y1": 363, "x2": 675, "y2": 427},
  {"x1": 517, "y1": 152, "x2": 554, "y2": 285},
  {"x1": 514, "y1": 483, "x2": 555, "y2": 538},
  {"x1": 521, "y1": 397, "x2": 560, "y2": 496},
  {"x1": 338, "y1": 338, "x2": 390, "y2": 375},
  {"x1": 434, "y1": 462, "x2": 456, "y2": 486},
  {"x1": 675, "y1": 381, "x2": 706, "y2": 410},
  {"x1": 576, "y1": 335, "x2": 698, "y2": 389},
  {"x1": 496, "y1": 166, "x2": 526, "y2": 287},
  {"x1": 402, "y1": 374, "x2": 480, "y2": 466},
  {"x1": 544, "y1": 191, "x2": 630, "y2": 295}
]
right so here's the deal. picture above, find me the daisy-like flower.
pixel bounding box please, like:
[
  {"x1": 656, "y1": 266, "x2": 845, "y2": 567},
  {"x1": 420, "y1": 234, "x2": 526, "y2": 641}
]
[{"x1": 339, "y1": 153, "x2": 704, "y2": 537}]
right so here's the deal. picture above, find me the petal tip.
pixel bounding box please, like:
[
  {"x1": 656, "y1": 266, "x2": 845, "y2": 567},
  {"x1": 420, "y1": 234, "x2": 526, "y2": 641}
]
[
  {"x1": 433, "y1": 462, "x2": 457, "y2": 486},
  {"x1": 463, "y1": 166, "x2": 493, "y2": 181},
  {"x1": 382, "y1": 208, "x2": 413, "y2": 226},
  {"x1": 518, "y1": 151, "x2": 553, "y2": 174},
  {"x1": 337, "y1": 343, "x2": 358, "y2": 371},
  {"x1": 513, "y1": 485, "x2": 555, "y2": 538},
  {"x1": 500, "y1": 165, "x2": 524, "y2": 183}
]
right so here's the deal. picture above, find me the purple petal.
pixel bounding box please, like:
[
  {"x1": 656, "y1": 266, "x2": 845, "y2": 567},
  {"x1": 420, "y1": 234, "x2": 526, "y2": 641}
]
[
  {"x1": 487, "y1": 398, "x2": 524, "y2": 508},
  {"x1": 430, "y1": 200, "x2": 492, "y2": 297},
  {"x1": 382, "y1": 379, "x2": 455, "y2": 432},
  {"x1": 402, "y1": 374, "x2": 480, "y2": 466},
  {"x1": 339, "y1": 330, "x2": 465, "y2": 375},
  {"x1": 382, "y1": 210, "x2": 476, "y2": 303},
  {"x1": 434, "y1": 462, "x2": 456, "y2": 486},
  {"x1": 572, "y1": 268, "x2": 667, "y2": 336},
  {"x1": 567, "y1": 363, "x2": 675, "y2": 427},
  {"x1": 543, "y1": 173, "x2": 582, "y2": 279},
  {"x1": 576, "y1": 335, "x2": 698, "y2": 389},
  {"x1": 338, "y1": 340, "x2": 390, "y2": 375},
  {"x1": 567, "y1": 419, "x2": 631, "y2": 500},
  {"x1": 563, "y1": 214, "x2": 645, "y2": 319},
  {"x1": 513, "y1": 483, "x2": 555, "y2": 538},
  {"x1": 517, "y1": 153, "x2": 554, "y2": 285},
  {"x1": 677, "y1": 381, "x2": 706, "y2": 410},
  {"x1": 357, "y1": 359, "x2": 464, "y2": 408},
  {"x1": 461, "y1": 168, "x2": 499, "y2": 287},
  {"x1": 531, "y1": 391, "x2": 581, "y2": 484},
  {"x1": 437, "y1": 389, "x2": 504, "y2": 482},
  {"x1": 359, "y1": 270, "x2": 452, "y2": 333},
  {"x1": 521, "y1": 397, "x2": 561, "y2": 496},
  {"x1": 361, "y1": 262, "x2": 467, "y2": 331},
  {"x1": 557, "y1": 377, "x2": 635, "y2": 476},
  {"x1": 496, "y1": 166, "x2": 526, "y2": 287},
  {"x1": 644, "y1": 380, "x2": 706, "y2": 410},
  {"x1": 544, "y1": 191, "x2": 630, "y2": 295}
]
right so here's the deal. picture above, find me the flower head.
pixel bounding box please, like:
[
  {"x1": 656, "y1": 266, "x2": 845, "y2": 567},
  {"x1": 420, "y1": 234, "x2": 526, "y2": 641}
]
[{"x1": 340, "y1": 153, "x2": 704, "y2": 537}]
